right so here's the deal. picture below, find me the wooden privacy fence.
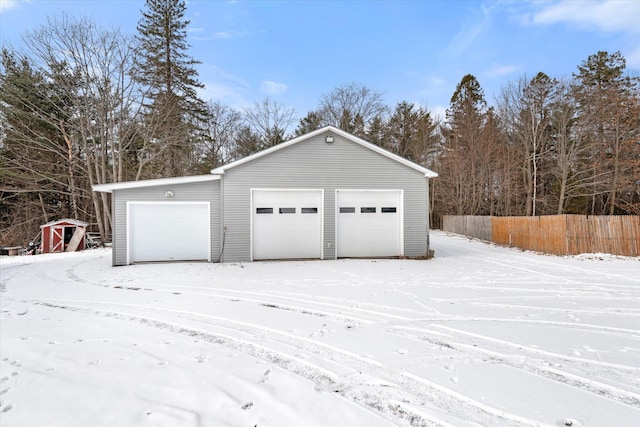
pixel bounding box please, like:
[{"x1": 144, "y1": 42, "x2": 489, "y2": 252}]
[
  {"x1": 443, "y1": 215, "x2": 640, "y2": 257},
  {"x1": 442, "y1": 215, "x2": 492, "y2": 241}
]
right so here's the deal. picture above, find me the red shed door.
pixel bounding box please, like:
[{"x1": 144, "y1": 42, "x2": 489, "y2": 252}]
[{"x1": 51, "y1": 226, "x2": 64, "y2": 252}]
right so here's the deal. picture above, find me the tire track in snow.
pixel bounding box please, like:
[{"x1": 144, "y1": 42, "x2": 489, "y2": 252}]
[
  {"x1": 154, "y1": 287, "x2": 640, "y2": 344},
  {"x1": 480, "y1": 255, "x2": 640, "y2": 286},
  {"x1": 32, "y1": 299, "x2": 461, "y2": 427},
  {"x1": 389, "y1": 324, "x2": 640, "y2": 408},
  {"x1": 405, "y1": 317, "x2": 640, "y2": 338},
  {"x1": 53, "y1": 263, "x2": 426, "y2": 325},
  {"x1": 464, "y1": 301, "x2": 640, "y2": 318},
  {"x1": 56, "y1": 264, "x2": 640, "y2": 342},
  {"x1": 441, "y1": 235, "x2": 640, "y2": 286},
  {"x1": 32, "y1": 298, "x2": 551, "y2": 427},
  {"x1": 97, "y1": 281, "x2": 640, "y2": 349},
  {"x1": 148, "y1": 285, "x2": 419, "y2": 324},
  {"x1": 30, "y1": 258, "x2": 640, "y2": 397}
]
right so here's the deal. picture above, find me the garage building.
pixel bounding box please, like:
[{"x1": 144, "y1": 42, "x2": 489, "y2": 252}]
[{"x1": 93, "y1": 126, "x2": 438, "y2": 265}]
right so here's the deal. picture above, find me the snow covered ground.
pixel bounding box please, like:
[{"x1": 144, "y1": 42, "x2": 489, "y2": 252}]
[{"x1": 1, "y1": 231, "x2": 639, "y2": 427}]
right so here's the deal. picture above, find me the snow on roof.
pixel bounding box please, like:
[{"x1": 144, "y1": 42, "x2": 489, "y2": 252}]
[
  {"x1": 40, "y1": 218, "x2": 89, "y2": 228},
  {"x1": 92, "y1": 174, "x2": 220, "y2": 193},
  {"x1": 210, "y1": 126, "x2": 439, "y2": 178}
]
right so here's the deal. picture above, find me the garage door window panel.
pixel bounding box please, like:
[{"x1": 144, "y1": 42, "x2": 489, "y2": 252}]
[{"x1": 252, "y1": 189, "x2": 323, "y2": 260}]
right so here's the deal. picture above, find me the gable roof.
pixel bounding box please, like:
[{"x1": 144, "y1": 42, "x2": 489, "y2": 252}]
[
  {"x1": 41, "y1": 218, "x2": 88, "y2": 228},
  {"x1": 210, "y1": 125, "x2": 438, "y2": 178},
  {"x1": 92, "y1": 174, "x2": 219, "y2": 193}
]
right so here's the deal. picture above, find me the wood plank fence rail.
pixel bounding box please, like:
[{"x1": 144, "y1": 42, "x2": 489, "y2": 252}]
[{"x1": 442, "y1": 215, "x2": 640, "y2": 257}]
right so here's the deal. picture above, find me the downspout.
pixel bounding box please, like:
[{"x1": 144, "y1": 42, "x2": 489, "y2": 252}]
[
  {"x1": 217, "y1": 173, "x2": 225, "y2": 263},
  {"x1": 111, "y1": 191, "x2": 117, "y2": 266},
  {"x1": 426, "y1": 176, "x2": 431, "y2": 254}
]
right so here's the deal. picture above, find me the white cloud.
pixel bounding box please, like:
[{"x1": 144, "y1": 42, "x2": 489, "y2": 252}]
[
  {"x1": 191, "y1": 30, "x2": 251, "y2": 41},
  {"x1": 260, "y1": 80, "x2": 288, "y2": 96},
  {"x1": 429, "y1": 76, "x2": 446, "y2": 86},
  {"x1": 212, "y1": 31, "x2": 233, "y2": 39},
  {"x1": 430, "y1": 105, "x2": 448, "y2": 122},
  {"x1": 485, "y1": 64, "x2": 519, "y2": 78},
  {"x1": 625, "y1": 46, "x2": 640, "y2": 68},
  {"x1": 447, "y1": 2, "x2": 498, "y2": 55},
  {"x1": 198, "y1": 81, "x2": 252, "y2": 110},
  {"x1": 0, "y1": 0, "x2": 23, "y2": 13},
  {"x1": 532, "y1": 0, "x2": 640, "y2": 34},
  {"x1": 198, "y1": 66, "x2": 253, "y2": 109}
]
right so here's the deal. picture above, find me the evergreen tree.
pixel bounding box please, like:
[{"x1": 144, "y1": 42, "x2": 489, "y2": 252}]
[
  {"x1": 0, "y1": 49, "x2": 68, "y2": 244},
  {"x1": 365, "y1": 116, "x2": 386, "y2": 147},
  {"x1": 572, "y1": 51, "x2": 639, "y2": 214},
  {"x1": 134, "y1": 0, "x2": 207, "y2": 177},
  {"x1": 386, "y1": 101, "x2": 426, "y2": 161},
  {"x1": 294, "y1": 111, "x2": 323, "y2": 136},
  {"x1": 439, "y1": 74, "x2": 489, "y2": 215}
]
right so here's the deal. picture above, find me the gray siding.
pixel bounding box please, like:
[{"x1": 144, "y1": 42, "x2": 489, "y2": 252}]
[
  {"x1": 221, "y1": 132, "x2": 430, "y2": 262},
  {"x1": 112, "y1": 180, "x2": 220, "y2": 266}
]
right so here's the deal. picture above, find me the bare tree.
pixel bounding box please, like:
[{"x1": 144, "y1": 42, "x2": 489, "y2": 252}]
[
  {"x1": 244, "y1": 97, "x2": 296, "y2": 150},
  {"x1": 548, "y1": 78, "x2": 594, "y2": 214},
  {"x1": 196, "y1": 101, "x2": 243, "y2": 170},
  {"x1": 573, "y1": 51, "x2": 640, "y2": 214},
  {"x1": 317, "y1": 82, "x2": 388, "y2": 137},
  {"x1": 0, "y1": 15, "x2": 148, "y2": 242},
  {"x1": 498, "y1": 73, "x2": 556, "y2": 216}
]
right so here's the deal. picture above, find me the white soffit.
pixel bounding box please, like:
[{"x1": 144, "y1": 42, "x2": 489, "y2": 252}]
[{"x1": 92, "y1": 175, "x2": 220, "y2": 193}]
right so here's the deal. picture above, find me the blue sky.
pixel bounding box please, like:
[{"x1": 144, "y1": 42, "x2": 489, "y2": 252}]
[{"x1": 1, "y1": 0, "x2": 639, "y2": 121}]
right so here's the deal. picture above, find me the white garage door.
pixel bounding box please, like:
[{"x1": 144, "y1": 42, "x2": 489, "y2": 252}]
[
  {"x1": 128, "y1": 202, "x2": 210, "y2": 263},
  {"x1": 252, "y1": 189, "x2": 323, "y2": 260},
  {"x1": 337, "y1": 190, "x2": 402, "y2": 258}
]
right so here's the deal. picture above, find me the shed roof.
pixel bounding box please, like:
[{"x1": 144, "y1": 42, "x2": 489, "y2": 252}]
[
  {"x1": 210, "y1": 126, "x2": 438, "y2": 178},
  {"x1": 40, "y1": 218, "x2": 88, "y2": 228},
  {"x1": 92, "y1": 174, "x2": 220, "y2": 193}
]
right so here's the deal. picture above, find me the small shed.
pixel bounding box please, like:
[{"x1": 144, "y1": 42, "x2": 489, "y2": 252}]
[{"x1": 40, "y1": 219, "x2": 88, "y2": 253}]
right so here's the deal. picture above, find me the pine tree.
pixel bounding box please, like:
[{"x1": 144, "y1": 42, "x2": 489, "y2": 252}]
[
  {"x1": 440, "y1": 74, "x2": 489, "y2": 215},
  {"x1": 572, "y1": 51, "x2": 639, "y2": 214},
  {"x1": 295, "y1": 111, "x2": 323, "y2": 136},
  {"x1": 134, "y1": 0, "x2": 207, "y2": 177}
]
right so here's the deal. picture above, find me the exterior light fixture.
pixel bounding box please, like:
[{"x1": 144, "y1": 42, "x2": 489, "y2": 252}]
[
  {"x1": 165, "y1": 191, "x2": 174, "y2": 198},
  {"x1": 325, "y1": 135, "x2": 334, "y2": 143}
]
